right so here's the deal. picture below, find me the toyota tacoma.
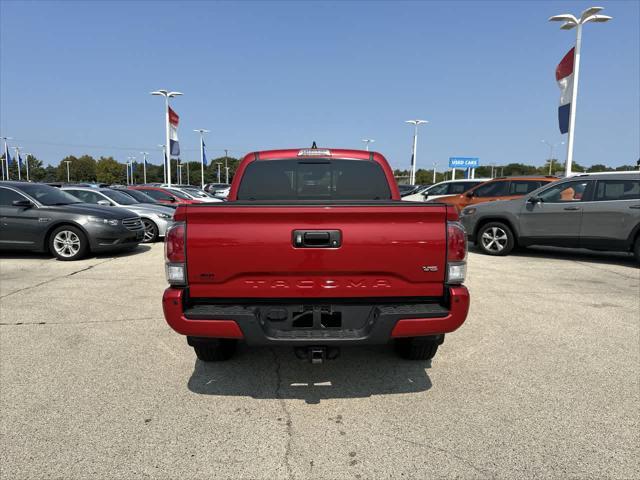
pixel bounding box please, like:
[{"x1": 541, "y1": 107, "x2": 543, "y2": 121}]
[{"x1": 162, "y1": 148, "x2": 470, "y2": 363}]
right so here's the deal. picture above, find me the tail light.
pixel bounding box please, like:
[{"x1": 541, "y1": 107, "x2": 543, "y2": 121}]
[
  {"x1": 165, "y1": 222, "x2": 186, "y2": 285},
  {"x1": 446, "y1": 221, "x2": 467, "y2": 284}
]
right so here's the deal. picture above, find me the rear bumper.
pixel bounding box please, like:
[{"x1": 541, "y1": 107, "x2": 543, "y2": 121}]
[{"x1": 162, "y1": 286, "x2": 470, "y2": 346}]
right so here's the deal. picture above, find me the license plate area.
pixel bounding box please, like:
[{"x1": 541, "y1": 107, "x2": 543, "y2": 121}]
[{"x1": 258, "y1": 304, "x2": 374, "y2": 337}]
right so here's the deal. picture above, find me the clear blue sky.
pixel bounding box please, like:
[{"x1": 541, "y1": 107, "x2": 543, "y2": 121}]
[{"x1": 1, "y1": 0, "x2": 638, "y2": 170}]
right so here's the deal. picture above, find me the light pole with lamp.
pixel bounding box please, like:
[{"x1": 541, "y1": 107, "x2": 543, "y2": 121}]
[
  {"x1": 140, "y1": 152, "x2": 149, "y2": 184},
  {"x1": 23, "y1": 152, "x2": 32, "y2": 181},
  {"x1": 405, "y1": 120, "x2": 428, "y2": 185},
  {"x1": 549, "y1": 6, "x2": 612, "y2": 176},
  {"x1": 1, "y1": 136, "x2": 13, "y2": 180},
  {"x1": 224, "y1": 149, "x2": 229, "y2": 184},
  {"x1": 215, "y1": 162, "x2": 222, "y2": 183},
  {"x1": 362, "y1": 138, "x2": 375, "y2": 151},
  {"x1": 194, "y1": 129, "x2": 210, "y2": 189},
  {"x1": 150, "y1": 89, "x2": 183, "y2": 187},
  {"x1": 541, "y1": 140, "x2": 565, "y2": 175},
  {"x1": 432, "y1": 162, "x2": 437, "y2": 184},
  {"x1": 64, "y1": 160, "x2": 72, "y2": 183}
]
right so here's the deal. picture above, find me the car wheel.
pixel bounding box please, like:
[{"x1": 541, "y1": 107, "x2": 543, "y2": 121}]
[
  {"x1": 141, "y1": 219, "x2": 159, "y2": 243},
  {"x1": 634, "y1": 236, "x2": 640, "y2": 264},
  {"x1": 193, "y1": 339, "x2": 237, "y2": 362},
  {"x1": 49, "y1": 225, "x2": 88, "y2": 261},
  {"x1": 395, "y1": 336, "x2": 441, "y2": 360},
  {"x1": 477, "y1": 222, "x2": 515, "y2": 256}
]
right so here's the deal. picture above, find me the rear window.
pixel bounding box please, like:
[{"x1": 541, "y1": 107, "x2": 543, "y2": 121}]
[
  {"x1": 594, "y1": 180, "x2": 639, "y2": 201},
  {"x1": 237, "y1": 159, "x2": 392, "y2": 201},
  {"x1": 473, "y1": 180, "x2": 509, "y2": 197}
]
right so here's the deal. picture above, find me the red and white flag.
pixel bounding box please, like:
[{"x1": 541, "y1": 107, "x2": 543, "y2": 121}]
[
  {"x1": 169, "y1": 107, "x2": 180, "y2": 156},
  {"x1": 556, "y1": 47, "x2": 574, "y2": 134}
]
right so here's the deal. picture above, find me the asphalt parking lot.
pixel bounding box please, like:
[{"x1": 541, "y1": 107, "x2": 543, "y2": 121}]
[{"x1": 1, "y1": 244, "x2": 638, "y2": 479}]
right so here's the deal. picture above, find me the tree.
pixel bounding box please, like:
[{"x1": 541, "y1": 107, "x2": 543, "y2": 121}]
[
  {"x1": 57, "y1": 155, "x2": 97, "y2": 182},
  {"x1": 587, "y1": 164, "x2": 612, "y2": 173},
  {"x1": 96, "y1": 156, "x2": 125, "y2": 184}
]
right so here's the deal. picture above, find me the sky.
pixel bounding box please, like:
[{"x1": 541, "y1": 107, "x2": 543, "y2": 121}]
[{"x1": 1, "y1": 0, "x2": 638, "y2": 171}]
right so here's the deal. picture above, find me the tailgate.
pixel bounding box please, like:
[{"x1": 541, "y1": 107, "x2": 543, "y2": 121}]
[{"x1": 185, "y1": 204, "x2": 448, "y2": 298}]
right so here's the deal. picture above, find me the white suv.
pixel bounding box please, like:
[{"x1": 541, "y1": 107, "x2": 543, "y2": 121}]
[{"x1": 403, "y1": 179, "x2": 490, "y2": 202}]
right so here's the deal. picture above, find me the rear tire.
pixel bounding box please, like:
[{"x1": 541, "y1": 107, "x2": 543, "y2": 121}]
[
  {"x1": 193, "y1": 339, "x2": 237, "y2": 362},
  {"x1": 395, "y1": 336, "x2": 442, "y2": 360},
  {"x1": 634, "y1": 236, "x2": 640, "y2": 264},
  {"x1": 477, "y1": 222, "x2": 515, "y2": 256}
]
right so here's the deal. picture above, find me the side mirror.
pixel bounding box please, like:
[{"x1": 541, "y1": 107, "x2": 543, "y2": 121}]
[
  {"x1": 422, "y1": 192, "x2": 429, "y2": 199},
  {"x1": 168, "y1": 196, "x2": 177, "y2": 202},
  {"x1": 97, "y1": 200, "x2": 111, "y2": 206},
  {"x1": 527, "y1": 196, "x2": 541, "y2": 204},
  {"x1": 12, "y1": 199, "x2": 33, "y2": 208},
  {"x1": 465, "y1": 192, "x2": 474, "y2": 198}
]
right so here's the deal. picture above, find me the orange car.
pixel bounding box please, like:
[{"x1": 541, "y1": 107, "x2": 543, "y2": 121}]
[{"x1": 428, "y1": 176, "x2": 558, "y2": 211}]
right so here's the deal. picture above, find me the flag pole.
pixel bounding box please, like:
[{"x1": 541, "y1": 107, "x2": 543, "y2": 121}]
[
  {"x1": 24, "y1": 153, "x2": 30, "y2": 181},
  {"x1": 565, "y1": 23, "x2": 583, "y2": 177}
]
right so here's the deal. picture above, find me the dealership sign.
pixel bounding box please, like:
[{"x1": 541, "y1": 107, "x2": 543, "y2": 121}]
[{"x1": 449, "y1": 157, "x2": 479, "y2": 168}]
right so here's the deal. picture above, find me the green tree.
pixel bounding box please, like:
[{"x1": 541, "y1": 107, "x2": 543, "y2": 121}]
[
  {"x1": 96, "y1": 156, "x2": 126, "y2": 184},
  {"x1": 57, "y1": 155, "x2": 97, "y2": 182}
]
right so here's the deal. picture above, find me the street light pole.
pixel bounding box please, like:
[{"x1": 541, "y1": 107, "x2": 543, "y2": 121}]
[
  {"x1": 13, "y1": 147, "x2": 21, "y2": 181},
  {"x1": 549, "y1": 7, "x2": 612, "y2": 177},
  {"x1": 224, "y1": 149, "x2": 229, "y2": 184},
  {"x1": 1, "y1": 136, "x2": 13, "y2": 180},
  {"x1": 64, "y1": 160, "x2": 72, "y2": 183},
  {"x1": 140, "y1": 151, "x2": 149, "y2": 184},
  {"x1": 405, "y1": 120, "x2": 428, "y2": 185},
  {"x1": 24, "y1": 152, "x2": 31, "y2": 181},
  {"x1": 432, "y1": 162, "x2": 437, "y2": 184},
  {"x1": 541, "y1": 140, "x2": 564, "y2": 175},
  {"x1": 151, "y1": 89, "x2": 183, "y2": 187},
  {"x1": 215, "y1": 162, "x2": 222, "y2": 183},
  {"x1": 194, "y1": 129, "x2": 210, "y2": 189},
  {"x1": 362, "y1": 138, "x2": 375, "y2": 151}
]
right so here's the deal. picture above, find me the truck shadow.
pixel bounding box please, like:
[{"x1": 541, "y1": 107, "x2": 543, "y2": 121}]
[{"x1": 187, "y1": 345, "x2": 432, "y2": 404}]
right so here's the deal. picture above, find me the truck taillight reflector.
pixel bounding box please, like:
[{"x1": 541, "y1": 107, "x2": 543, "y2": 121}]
[
  {"x1": 165, "y1": 222, "x2": 186, "y2": 286},
  {"x1": 447, "y1": 221, "x2": 467, "y2": 284},
  {"x1": 447, "y1": 221, "x2": 466, "y2": 261},
  {"x1": 165, "y1": 222, "x2": 185, "y2": 263}
]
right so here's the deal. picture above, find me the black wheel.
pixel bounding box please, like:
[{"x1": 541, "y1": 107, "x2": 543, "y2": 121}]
[
  {"x1": 477, "y1": 222, "x2": 515, "y2": 256},
  {"x1": 193, "y1": 339, "x2": 237, "y2": 362},
  {"x1": 49, "y1": 225, "x2": 89, "y2": 261},
  {"x1": 141, "y1": 219, "x2": 159, "y2": 243},
  {"x1": 395, "y1": 336, "x2": 442, "y2": 361},
  {"x1": 634, "y1": 236, "x2": 640, "y2": 264}
]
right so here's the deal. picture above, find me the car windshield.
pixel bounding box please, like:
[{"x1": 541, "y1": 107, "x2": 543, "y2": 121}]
[
  {"x1": 119, "y1": 189, "x2": 157, "y2": 203},
  {"x1": 426, "y1": 183, "x2": 450, "y2": 195},
  {"x1": 166, "y1": 188, "x2": 191, "y2": 199},
  {"x1": 18, "y1": 184, "x2": 83, "y2": 205},
  {"x1": 237, "y1": 159, "x2": 392, "y2": 201},
  {"x1": 182, "y1": 188, "x2": 212, "y2": 198},
  {"x1": 101, "y1": 189, "x2": 139, "y2": 205}
]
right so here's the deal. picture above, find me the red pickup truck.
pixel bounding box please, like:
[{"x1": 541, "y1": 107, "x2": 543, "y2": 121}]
[{"x1": 162, "y1": 148, "x2": 470, "y2": 363}]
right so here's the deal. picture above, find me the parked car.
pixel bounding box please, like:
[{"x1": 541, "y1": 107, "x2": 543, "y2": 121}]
[
  {"x1": 403, "y1": 179, "x2": 490, "y2": 202},
  {"x1": 429, "y1": 176, "x2": 558, "y2": 211},
  {"x1": 0, "y1": 182, "x2": 144, "y2": 260},
  {"x1": 204, "y1": 183, "x2": 231, "y2": 198},
  {"x1": 397, "y1": 184, "x2": 422, "y2": 197},
  {"x1": 460, "y1": 172, "x2": 640, "y2": 260},
  {"x1": 113, "y1": 187, "x2": 177, "y2": 209},
  {"x1": 128, "y1": 186, "x2": 204, "y2": 206},
  {"x1": 61, "y1": 187, "x2": 174, "y2": 243},
  {"x1": 162, "y1": 147, "x2": 469, "y2": 363},
  {"x1": 168, "y1": 186, "x2": 223, "y2": 203}
]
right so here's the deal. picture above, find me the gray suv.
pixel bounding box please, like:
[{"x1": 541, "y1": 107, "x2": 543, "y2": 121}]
[{"x1": 460, "y1": 172, "x2": 640, "y2": 261}]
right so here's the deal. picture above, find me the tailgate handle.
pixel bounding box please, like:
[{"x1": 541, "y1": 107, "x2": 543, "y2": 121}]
[{"x1": 293, "y1": 230, "x2": 341, "y2": 248}]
